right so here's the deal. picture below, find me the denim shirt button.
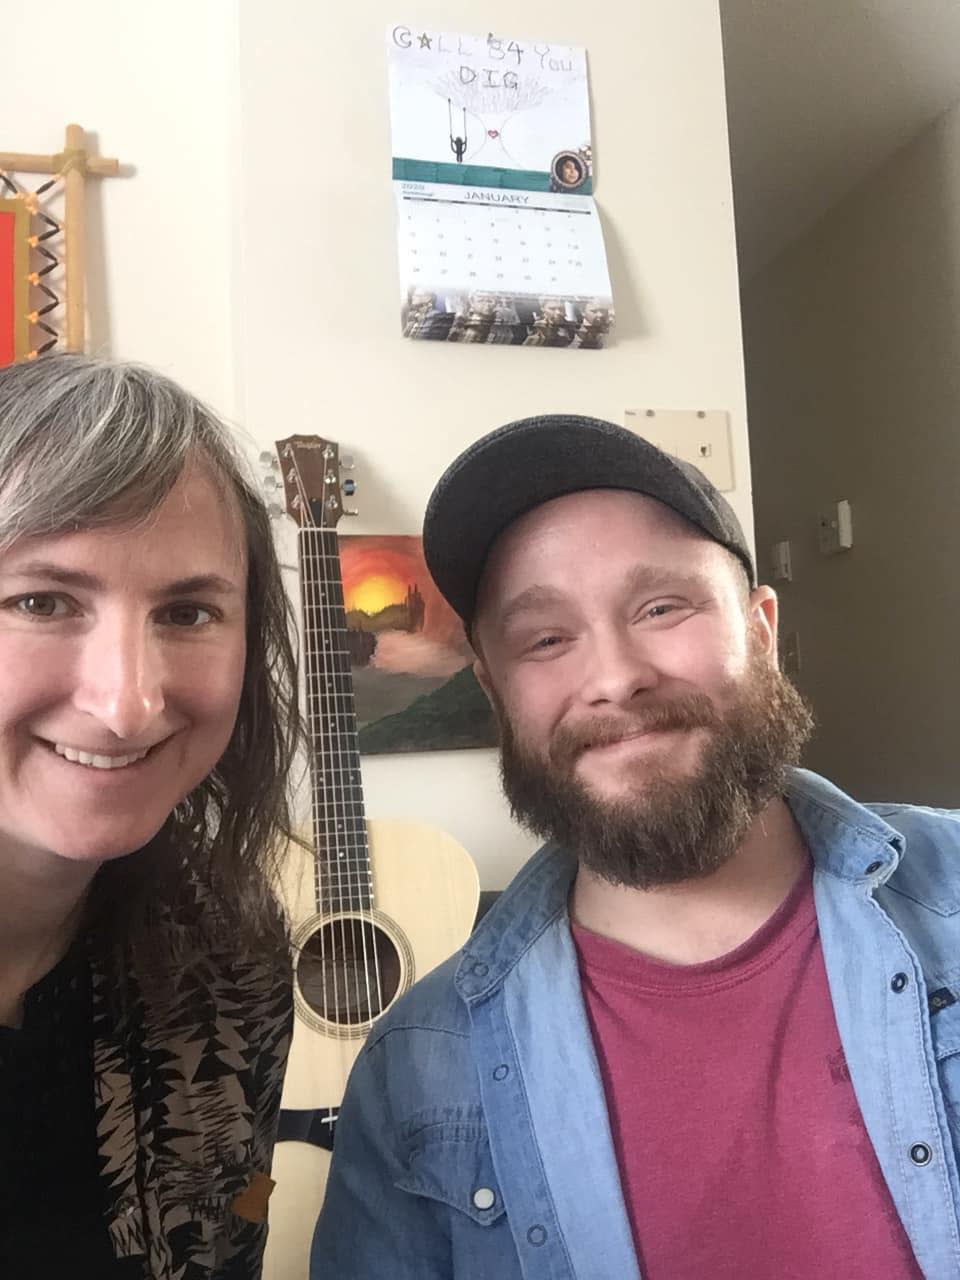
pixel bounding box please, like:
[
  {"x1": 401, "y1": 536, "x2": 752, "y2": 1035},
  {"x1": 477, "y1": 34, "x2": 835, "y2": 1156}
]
[
  {"x1": 472, "y1": 1187, "x2": 496, "y2": 1211},
  {"x1": 891, "y1": 973, "x2": 908, "y2": 993},
  {"x1": 472, "y1": 962, "x2": 489, "y2": 978},
  {"x1": 527, "y1": 1225, "x2": 548, "y2": 1246},
  {"x1": 910, "y1": 1143, "x2": 932, "y2": 1166},
  {"x1": 493, "y1": 1064, "x2": 510, "y2": 1081}
]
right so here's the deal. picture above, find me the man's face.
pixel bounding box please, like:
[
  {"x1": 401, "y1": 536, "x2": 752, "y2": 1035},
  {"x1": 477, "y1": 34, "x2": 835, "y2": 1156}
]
[
  {"x1": 472, "y1": 295, "x2": 497, "y2": 318},
  {"x1": 542, "y1": 302, "x2": 565, "y2": 324},
  {"x1": 0, "y1": 463, "x2": 248, "y2": 870},
  {"x1": 473, "y1": 490, "x2": 812, "y2": 886},
  {"x1": 583, "y1": 302, "x2": 608, "y2": 326}
]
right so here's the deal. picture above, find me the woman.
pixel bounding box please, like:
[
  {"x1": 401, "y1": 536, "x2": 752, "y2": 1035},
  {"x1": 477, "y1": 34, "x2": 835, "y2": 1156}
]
[{"x1": 0, "y1": 354, "x2": 300, "y2": 1278}]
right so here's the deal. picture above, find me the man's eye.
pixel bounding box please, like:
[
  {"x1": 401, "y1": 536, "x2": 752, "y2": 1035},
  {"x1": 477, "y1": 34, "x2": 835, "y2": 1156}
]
[
  {"x1": 532, "y1": 634, "x2": 565, "y2": 651},
  {"x1": 13, "y1": 594, "x2": 72, "y2": 618},
  {"x1": 641, "y1": 602, "x2": 682, "y2": 622},
  {"x1": 162, "y1": 603, "x2": 214, "y2": 627}
]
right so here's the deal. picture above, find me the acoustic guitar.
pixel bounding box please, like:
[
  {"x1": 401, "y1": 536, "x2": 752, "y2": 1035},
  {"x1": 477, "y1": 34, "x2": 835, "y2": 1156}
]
[{"x1": 262, "y1": 435, "x2": 480, "y2": 1280}]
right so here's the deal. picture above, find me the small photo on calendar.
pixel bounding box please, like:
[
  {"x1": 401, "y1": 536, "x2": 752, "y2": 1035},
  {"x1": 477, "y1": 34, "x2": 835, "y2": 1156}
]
[{"x1": 387, "y1": 24, "x2": 614, "y2": 348}]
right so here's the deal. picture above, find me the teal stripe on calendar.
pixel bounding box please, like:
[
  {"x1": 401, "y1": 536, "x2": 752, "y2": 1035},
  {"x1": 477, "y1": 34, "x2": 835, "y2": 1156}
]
[{"x1": 392, "y1": 157, "x2": 593, "y2": 196}]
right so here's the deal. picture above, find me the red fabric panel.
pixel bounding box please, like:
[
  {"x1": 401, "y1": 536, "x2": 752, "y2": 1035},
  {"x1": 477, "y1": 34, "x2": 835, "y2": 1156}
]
[{"x1": 0, "y1": 209, "x2": 16, "y2": 367}]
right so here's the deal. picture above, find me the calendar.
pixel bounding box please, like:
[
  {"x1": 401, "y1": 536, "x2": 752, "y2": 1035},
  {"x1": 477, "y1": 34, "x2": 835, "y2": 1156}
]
[{"x1": 388, "y1": 24, "x2": 614, "y2": 348}]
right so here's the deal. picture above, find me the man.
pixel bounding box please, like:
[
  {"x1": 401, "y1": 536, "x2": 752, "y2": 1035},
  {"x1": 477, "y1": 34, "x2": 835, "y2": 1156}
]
[
  {"x1": 523, "y1": 298, "x2": 576, "y2": 348},
  {"x1": 572, "y1": 298, "x2": 613, "y2": 348},
  {"x1": 312, "y1": 415, "x2": 960, "y2": 1278}
]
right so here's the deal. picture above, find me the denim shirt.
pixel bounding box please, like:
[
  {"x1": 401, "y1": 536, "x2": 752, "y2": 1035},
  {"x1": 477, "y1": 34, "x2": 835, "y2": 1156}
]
[{"x1": 311, "y1": 770, "x2": 960, "y2": 1278}]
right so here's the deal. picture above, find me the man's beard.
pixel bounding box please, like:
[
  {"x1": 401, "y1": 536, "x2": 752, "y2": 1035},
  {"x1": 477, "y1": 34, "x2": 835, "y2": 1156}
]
[{"x1": 495, "y1": 648, "x2": 814, "y2": 889}]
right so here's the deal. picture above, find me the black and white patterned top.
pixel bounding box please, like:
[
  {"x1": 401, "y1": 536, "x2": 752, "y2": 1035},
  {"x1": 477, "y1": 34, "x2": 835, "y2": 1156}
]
[
  {"x1": 0, "y1": 942, "x2": 143, "y2": 1277},
  {"x1": 1, "y1": 883, "x2": 293, "y2": 1280}
]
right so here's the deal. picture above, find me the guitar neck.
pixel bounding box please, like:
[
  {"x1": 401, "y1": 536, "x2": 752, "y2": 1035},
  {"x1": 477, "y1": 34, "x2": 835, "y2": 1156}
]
[{"x1": 299, "y1": 526, "x2": 373, "y2": 914}]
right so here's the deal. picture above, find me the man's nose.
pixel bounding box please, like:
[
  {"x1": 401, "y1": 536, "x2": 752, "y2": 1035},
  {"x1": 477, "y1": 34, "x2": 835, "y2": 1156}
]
[{"x1": 579, "y1": 627, "x2": 660, "y2": 707}]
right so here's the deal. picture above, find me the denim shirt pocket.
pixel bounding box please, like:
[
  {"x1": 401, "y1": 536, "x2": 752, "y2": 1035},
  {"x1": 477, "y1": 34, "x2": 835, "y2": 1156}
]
[
  {"x1": 929, "y1": 997, "x2": 960, "y2": 1143},
  {"x1": 394, "y1": 1110, "x2": 507, "y2": 1228}
]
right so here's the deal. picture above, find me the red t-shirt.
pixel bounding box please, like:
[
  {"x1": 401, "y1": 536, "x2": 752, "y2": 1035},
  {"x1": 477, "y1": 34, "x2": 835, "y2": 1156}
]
[{"x1": 572, "y1": 867, "x2": 922, "y2": 1279}]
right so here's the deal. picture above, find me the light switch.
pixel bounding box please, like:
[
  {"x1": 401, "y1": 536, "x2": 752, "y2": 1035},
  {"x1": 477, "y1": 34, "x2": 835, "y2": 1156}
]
[
  {"x1": 817, "y1": 500, "x2": 853, "y2": 556},
  {"x1": 771, "y1": 540, "x2": 792, "y2": 582},
  {"x1": 624, "y1": 409, "x2": 734, "y2": 492}
]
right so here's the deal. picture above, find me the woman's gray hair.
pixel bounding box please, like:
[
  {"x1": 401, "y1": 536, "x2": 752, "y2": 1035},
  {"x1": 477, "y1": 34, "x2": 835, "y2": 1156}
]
[
  {"x1": 0, "y1": 353, "x2": 249, "y2": 547},
  {"x1": 0, "y1": 353, "x2": 301, "y2": 976}
]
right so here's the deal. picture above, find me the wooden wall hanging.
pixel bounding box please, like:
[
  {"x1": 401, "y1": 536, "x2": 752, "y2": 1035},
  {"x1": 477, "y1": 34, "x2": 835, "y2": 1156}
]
[{"x1": 0, "y1": 124, "x2": 120, "y2": 365}]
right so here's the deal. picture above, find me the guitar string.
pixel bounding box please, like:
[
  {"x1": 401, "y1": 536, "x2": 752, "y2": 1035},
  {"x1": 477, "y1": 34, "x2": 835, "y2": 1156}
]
[
  {"x1": 306, "y1": 517, "x2": 354, "y2": 1077},
  {"x1": 292, "y1": 460, "x2": 382, "y2": 1060},
  {"x1": 315, "y1": 524, "x2": 373, "y2": 1034},
  {"x1": 324, "y1": 519, "x2": 385, "y2": 1025},
  {"x1": 292, "y1": 468, "x2": 342, "y2": 1126}
]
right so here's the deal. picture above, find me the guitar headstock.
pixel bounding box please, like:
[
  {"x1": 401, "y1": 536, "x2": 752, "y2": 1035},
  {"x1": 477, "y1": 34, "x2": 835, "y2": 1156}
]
[{"x1": 262, "y1": 435, "x2": 357, "y2": 529}]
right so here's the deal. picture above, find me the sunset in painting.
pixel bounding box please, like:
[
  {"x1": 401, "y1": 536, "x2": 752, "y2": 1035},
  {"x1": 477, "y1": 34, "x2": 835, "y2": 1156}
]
[
  {"x1": 345, "y1": 572, "x2": 406, "y2": 615},
  {"x1": 338, "y1": 535, "x2": 495, "y2": 754}
]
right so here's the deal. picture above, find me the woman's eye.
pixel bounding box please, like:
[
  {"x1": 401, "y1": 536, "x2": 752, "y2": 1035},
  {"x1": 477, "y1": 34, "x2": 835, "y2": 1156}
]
[
  {"x1": 14, "y1": 594, "x2": 71, "y2": 618},
  {"x1": 162, "y1": 603, "x2": 214, "y2": 627}
]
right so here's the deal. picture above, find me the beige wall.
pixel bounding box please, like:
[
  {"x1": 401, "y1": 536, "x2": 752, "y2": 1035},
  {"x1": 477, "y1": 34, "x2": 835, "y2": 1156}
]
[
  {"x1": 2, "y1": 0, "x2": 240, "y2": 415},
  {"x1": 7, "y1": 2, "x2": 749, "y2": 886},
  {"x1": 743, "y1": 98, "x2": 960, "y2": 803},
  {"x1": 236, "y1": 0, "x2": 750, "y2": 886}
]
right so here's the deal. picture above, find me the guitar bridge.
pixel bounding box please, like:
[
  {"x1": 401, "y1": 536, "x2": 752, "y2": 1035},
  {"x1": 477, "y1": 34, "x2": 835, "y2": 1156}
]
[{"x1": 277, "y1": 1107, "x2": 340, "y2": 1152}]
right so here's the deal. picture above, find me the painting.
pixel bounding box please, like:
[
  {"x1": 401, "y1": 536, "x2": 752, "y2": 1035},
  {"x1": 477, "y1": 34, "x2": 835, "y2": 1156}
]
[{"x1": 340, "y1": 534, "x2": 497, "y2": 755}]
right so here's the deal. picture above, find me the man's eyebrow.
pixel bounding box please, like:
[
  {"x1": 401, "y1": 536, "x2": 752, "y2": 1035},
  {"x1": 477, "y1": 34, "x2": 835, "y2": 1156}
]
[
  {"x1": 620, "y1": 565, "x2": 713, "y2": 597},
  {"x1": 495, "y1": 566, "x2": 713, "y2": 630},
  {"x1": 1, "y1": 563, "x2": 241, "y2": 597},
  {"x1": 497, "y1": 585, "x2": 570, "y2": 629}
]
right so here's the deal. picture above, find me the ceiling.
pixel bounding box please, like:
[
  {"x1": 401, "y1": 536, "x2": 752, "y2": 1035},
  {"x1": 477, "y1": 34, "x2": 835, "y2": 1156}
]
[{"x1": 720, "y1": 0, "x2": 960, "y2": 279}]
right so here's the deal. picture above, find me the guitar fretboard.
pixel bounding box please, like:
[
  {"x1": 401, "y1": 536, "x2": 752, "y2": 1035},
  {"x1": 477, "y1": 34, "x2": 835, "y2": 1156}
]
[{"x1": 300, "y1": 527, "x2": 373, "y2": 913}]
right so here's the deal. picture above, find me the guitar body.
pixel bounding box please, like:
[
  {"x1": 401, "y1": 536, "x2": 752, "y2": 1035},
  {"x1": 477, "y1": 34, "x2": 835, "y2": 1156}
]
[{"x1": 263, "y1": 816, "x2": 479, "y2": 1280}]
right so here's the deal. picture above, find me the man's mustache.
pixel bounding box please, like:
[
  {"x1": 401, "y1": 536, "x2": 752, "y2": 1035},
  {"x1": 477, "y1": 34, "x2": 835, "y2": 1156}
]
[{"x1": 548, "y1": 694, "x2": 720, "y2": 770}]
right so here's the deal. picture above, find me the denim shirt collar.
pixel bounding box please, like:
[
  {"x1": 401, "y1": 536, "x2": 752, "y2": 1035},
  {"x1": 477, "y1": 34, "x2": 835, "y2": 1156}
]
[
  {"x1": 456, "y1": 767, "x2": 906, "y2": 1002},
  {"x1": 784, "y1": 767, "x2": 905, "y2": 882}
]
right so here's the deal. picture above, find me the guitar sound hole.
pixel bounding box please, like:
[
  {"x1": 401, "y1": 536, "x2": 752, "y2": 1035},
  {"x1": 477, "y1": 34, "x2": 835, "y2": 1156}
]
[{"x1": 296, "y1": 918, "x2": 402, "y2": 1026}]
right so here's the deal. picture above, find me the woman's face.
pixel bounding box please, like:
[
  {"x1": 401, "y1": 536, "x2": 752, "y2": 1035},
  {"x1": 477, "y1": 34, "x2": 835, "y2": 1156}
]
[
  {"x1": 561, "y1": 160, "x2": 580, "y2": 184},
  {"x1": 0, "y1": 463, "x2": 247, "y2": 869}
]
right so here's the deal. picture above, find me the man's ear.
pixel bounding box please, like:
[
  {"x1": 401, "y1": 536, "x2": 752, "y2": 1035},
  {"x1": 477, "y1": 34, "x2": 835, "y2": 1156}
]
[
  {"x1": 473, "y1": 657, "x2": 496, "y2": 710},
  {"x1": 748, "y1": 586, "x2": 779, "y2": 661}
]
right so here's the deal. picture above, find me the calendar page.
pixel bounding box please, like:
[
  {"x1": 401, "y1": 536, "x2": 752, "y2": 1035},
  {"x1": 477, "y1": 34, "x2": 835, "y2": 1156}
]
[{"x1": 388, "y1": 23, "x2": 614, "y2": 348}]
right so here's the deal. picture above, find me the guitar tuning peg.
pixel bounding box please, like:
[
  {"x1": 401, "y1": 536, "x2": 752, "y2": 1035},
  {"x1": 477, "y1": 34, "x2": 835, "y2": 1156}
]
[
  {"x1": 344, "y1": 507, "x2": 359, "y2": 517},
  {"x1": 266, "y1": 501, "x2": 283, "y2": 519},
  {"x1": 258, "y1": 450, "x2": 274, "y2": 467},
  {"x1": 342, "y1": 479, "x2": 357, "y2": 496},
  {"x1": 341, "y1": 455, "x2": 355, "y2": 470},
  {"x1": 262, "y1": 474, "x2": 280, "y2": 493}
]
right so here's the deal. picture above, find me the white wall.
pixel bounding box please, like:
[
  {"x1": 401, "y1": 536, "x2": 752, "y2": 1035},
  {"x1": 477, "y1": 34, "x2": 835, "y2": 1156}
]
[
  {"x1": 3, "y1": 0, "x2": 238, "y2": 414},
  {"x1": 236, "y1": 0, "x2": 750, "y2": 886},
  {"x1": 7, "y1": 3, "x2": 749, "y2": 888},
  {"x1": 743, "y1": 98, "x2": 960, "y2": 803}
]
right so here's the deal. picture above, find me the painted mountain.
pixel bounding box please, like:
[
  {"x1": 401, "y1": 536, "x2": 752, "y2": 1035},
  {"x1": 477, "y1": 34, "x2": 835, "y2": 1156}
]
[{"x1": 340, "y1": 534, "x2": 498, "y2": 755}]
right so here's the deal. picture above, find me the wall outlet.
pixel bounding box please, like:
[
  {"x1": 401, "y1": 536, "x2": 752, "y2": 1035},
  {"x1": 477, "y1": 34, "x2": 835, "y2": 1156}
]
[{"x1": 624, "y1": 408, "x2": 734, "y2": 492}]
